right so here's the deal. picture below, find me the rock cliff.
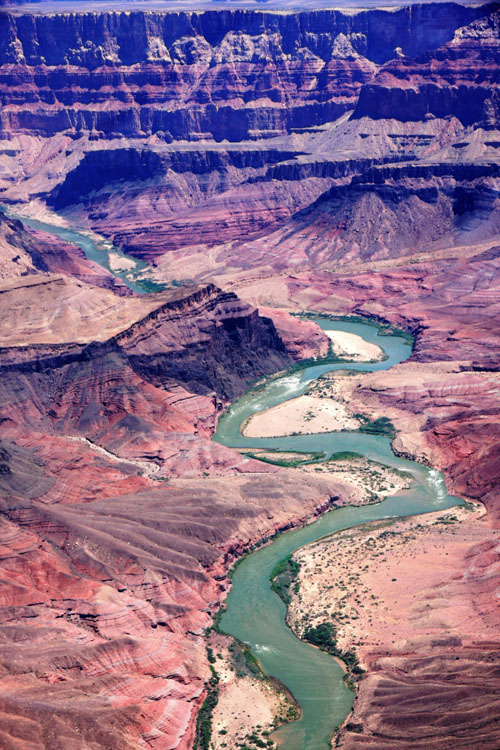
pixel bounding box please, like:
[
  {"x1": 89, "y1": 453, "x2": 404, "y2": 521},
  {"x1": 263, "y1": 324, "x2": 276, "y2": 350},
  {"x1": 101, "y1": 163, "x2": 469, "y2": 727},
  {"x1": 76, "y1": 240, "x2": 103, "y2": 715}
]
[
  {"x1": 353, "y1": 9, "x2": 500, "y2": 126},
  {"x1": 0, "y1": 268, "x2": 322, "y2": 750},
  {"x1": 1, "y1": 3, "x2": 500, "y2": 749},
  {"x1": 232, "y1": 245, "x2": 500, "y2": 750},
  {"x1": 0, "y1": 4, "x2": 490, "y2": 140}
]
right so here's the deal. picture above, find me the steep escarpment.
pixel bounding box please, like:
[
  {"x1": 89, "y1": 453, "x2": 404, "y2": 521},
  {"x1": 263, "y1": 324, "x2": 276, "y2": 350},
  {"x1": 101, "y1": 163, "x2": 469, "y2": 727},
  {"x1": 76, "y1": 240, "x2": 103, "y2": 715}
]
[
  {"x1": 2, "y1": 5, "x2": 499, "y2": 273},
  {"x1": 232, "y1": 247, "x2": 500, "y2": 749},
  {"x1": 0, "y1": 277, "x2": 290, "y2": 398},
  {"x1": 40, "y1": 142, "x2": 338, "y2": 262},
  {"x1": 0, "y1": 4, "x2": 489, "y2": 140},
  {"x1": 0, "y1": 209, "x2": 134, "y2": 294},
  {"x1": 0, "y1": 272, "x2": 333, "y2": 750},
  {"x1": 353, "y1": 8, "x2": 500, "y2": 125},
  {"x1": 0, "y1": 5, "x2": 482, "y2": 69},
  {"x1": 263, "y1": 161, "x2": 500, "y2": 265},
  {"x1": 49, "y1": 147, "x2": 301, "y2": 210},
  {"x1": 1, "y1": 3, "x2": 500, "y2": 749},
  {"x1": 0, "y1": 272, "x2": 293, "y2": 502}
]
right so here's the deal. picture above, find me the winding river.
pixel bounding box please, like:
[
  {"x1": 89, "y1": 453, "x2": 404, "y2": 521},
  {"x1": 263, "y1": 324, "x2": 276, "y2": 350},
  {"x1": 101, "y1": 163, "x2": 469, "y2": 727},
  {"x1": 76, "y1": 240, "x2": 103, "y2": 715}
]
[
  {"x1": 213, "y1": 319, "x2": 461, "y2": 750},
  {"x1": 0, "y1": 206, "x2": 149, "y2": 294},
  {"x1": 3, "y1": 209, "x2": 460, "y2": 748}
]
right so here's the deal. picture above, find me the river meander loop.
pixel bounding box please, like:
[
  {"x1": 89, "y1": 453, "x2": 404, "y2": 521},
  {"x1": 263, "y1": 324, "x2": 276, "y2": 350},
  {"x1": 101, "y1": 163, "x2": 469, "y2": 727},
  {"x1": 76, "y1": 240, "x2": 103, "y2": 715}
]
[{"x1": 213, "y1": 319, "x2": 460, "y2": 750}]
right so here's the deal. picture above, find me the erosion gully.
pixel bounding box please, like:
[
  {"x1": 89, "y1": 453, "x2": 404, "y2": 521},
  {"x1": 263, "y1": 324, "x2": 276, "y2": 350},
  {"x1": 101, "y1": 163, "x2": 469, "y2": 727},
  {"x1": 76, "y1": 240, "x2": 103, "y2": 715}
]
[{"x1": 213, "y1": 319, "x2": 460, "y2": 750}]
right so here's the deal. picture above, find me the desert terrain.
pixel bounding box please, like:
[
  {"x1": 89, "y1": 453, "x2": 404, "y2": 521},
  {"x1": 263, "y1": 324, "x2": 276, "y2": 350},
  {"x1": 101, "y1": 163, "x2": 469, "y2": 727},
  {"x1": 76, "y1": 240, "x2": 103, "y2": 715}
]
[{"x1": 0, "y1": 2, "x2": 499, "y2": 749}]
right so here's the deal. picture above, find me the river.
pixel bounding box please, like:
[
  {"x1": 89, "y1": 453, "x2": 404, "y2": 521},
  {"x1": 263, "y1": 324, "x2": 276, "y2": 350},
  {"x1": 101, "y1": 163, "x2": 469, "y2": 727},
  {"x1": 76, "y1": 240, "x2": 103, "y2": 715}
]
[
  {"x1": 213, "y1": 319, "x2": 460, "y2": 750},
  {"x1": 0, "y1": 206, "x2": 151, "y2": 294},
  {"x1": 2, "y1": 208, "x2": 460, "y2": 748}
]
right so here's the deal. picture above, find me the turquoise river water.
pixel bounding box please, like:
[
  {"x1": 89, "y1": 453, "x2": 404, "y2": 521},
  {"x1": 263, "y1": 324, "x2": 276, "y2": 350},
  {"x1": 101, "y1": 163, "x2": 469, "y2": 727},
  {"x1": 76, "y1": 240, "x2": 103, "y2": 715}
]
[
  {"x1": 2, "y1": 209, "x2": 460, "y2": 749},
  {"x1": 0, "y1": 206, "x2": 149, "y2": 294},
  {"x1": 213, "y1": 319, "x2": 460, "y2": 750}
]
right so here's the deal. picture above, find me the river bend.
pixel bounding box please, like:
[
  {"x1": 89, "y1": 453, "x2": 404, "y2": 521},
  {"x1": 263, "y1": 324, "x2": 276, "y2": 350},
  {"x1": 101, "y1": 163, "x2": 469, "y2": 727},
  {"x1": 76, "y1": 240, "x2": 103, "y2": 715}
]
[{"x1": 213, "y1": 319, "x2": 460, "y2": 750}]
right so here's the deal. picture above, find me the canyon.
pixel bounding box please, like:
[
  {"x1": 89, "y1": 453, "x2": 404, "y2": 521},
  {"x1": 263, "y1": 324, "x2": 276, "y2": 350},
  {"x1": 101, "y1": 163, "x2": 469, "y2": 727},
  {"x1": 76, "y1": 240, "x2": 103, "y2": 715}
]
[{"x1": 0, "y1": 2, "x2": 499, "y2": 750}]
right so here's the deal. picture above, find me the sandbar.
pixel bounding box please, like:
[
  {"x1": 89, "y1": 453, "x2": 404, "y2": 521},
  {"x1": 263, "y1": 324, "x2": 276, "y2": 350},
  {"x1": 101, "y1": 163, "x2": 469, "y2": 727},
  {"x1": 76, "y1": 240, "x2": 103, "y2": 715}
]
[{"x1": 326, "y1": 330, "x2": 384, "y2": 362}]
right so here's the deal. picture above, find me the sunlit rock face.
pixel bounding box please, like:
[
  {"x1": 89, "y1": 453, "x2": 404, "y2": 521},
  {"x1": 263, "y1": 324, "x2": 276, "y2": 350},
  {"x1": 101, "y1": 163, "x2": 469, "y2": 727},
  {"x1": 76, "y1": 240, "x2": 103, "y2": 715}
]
[
  {"x1": 353, "y1": 8, "x2": 500, "y2": 125},
  {"x1": 0, "y1": 267, "x2": 300, "y2": 750}
]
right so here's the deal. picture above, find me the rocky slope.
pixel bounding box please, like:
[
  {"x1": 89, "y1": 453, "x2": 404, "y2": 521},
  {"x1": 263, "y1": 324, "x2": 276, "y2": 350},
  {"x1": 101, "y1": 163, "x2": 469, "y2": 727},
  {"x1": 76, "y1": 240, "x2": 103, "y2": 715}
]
[
  {"x1": 1, "y1": 4, "x2": 499, "y2": 269},
  {"x1": 1, "y1": 3, "x2": 500, "y2": 749},
  {"x1": 0, "y1": 209, "x2": 131, "y2": 291},
  {"x1": 353, "y1": 7, "x2": 500, "y2": 125},
  {"x1": 0, "y1": 4, "x2": 485, "y2": 140},
  {"x1": 0, "y1": 261, "x2": 345, "y2": 750},
  {"x1": 231, "y1": 244, "x2": 500, "y2": 749}
]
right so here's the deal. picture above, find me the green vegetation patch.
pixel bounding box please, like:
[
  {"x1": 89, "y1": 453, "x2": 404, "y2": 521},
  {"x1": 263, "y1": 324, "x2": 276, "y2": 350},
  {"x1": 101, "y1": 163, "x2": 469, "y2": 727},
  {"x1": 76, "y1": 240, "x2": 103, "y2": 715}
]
[
  {"x1": 303, "y1": 621, "x2": 364, "y2": 678},
  {"x1": 134, "y1": 278, "x2": 168, "y2": 293},
  {"x1": 244, "y1": 450, "x2": 326, "y2": 468},
  {"x1": 228, "y1": 638, "x2": 265, "y2": 679},
  {"x1": 328, "y1": 451, "x2": 362, "y2": 462},
  {"x1": 193, "y1": 649, "x2": 220, "y2": 750},
  {"x1": 353, "y1": 415, "x2": 396, "y2": 438},
  {"x1": 271, "y1": 554, "x2": 301, "y2": 606}
]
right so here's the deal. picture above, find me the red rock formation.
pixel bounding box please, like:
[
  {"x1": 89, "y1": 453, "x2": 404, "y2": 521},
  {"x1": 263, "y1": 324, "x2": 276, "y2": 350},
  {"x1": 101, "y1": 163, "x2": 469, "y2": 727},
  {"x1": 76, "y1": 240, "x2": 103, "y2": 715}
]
[
  {"x1": 2, "y1": 6, "x2": 498, "y2": 270},
  {"x1": 232, "y1": 247, "x2": 500, "y2": 749},
  {"x1": 258, "y1": 306, "x2": 330, "y2": 360},
  {"x1": 1, "y1": 4, "x2": 500, "y2": 749},
  {"x1": 0, "y1": 210, "x2": 132, "y2": 293},
  {"x1": 0, "y1": 263, "x2": 349, "y2": 749},
  {"x1": 353, "y1": 9, "x2": 500, "y2": 126},
  {"x1": 3, "y1": 5, "x2": 481, "y2": 140}
]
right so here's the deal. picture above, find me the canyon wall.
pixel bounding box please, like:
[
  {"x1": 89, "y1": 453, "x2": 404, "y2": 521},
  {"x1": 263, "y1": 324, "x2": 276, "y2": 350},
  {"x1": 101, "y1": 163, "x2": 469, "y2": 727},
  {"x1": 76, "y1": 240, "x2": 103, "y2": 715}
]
[
  {"x1": 2, "y1": 4, "x2": 500, "y2": 270},
  {"x1": 0, "y1": 4, "x2": 492, "y2": 140},
  {"x1": 232, "y1": 246, "x2": 500, "y2": 750},
  {"x1": 0, "y1": 254, "x2": 321, "y2": 750},
  {"x1": 1, "y1": 3, "x2": 500, "y2": 750}
]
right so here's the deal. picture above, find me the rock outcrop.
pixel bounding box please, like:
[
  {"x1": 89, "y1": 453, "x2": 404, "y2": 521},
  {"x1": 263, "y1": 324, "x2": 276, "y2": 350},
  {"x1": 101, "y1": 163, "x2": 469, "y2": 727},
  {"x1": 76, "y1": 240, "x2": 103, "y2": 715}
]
[
  {"x1": 2, "y1": 6, "x2": 500, "y2": 271},
  {"x1": 232, "y1": 244, "x2": 500, "y2": 750},
  {"x1": 1, "y1": 4, "x2": 486, "y2": 140},
  {"x1": 353, "y1": 9, "x2": 500, "y2": 126},
  {"x1": 0, "y1": 209, "x2": 130, "y2": 292},
  {"x1": 1, "y1": 3, "x2": 500, "y2": 749},
  {"x1": 0, "y1": 266, "x2": 326, "y2": 750}
]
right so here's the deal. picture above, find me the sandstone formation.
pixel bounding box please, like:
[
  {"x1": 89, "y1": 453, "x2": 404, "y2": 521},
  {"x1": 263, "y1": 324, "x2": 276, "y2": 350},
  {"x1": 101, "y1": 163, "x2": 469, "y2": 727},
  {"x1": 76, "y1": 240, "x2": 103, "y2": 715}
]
[
  {"x1": 232, "y1": 247, "x2": 500, "y2": 749},
  {"x1": 1, "y1": 4, "x2": 484, "y2": 140},
  {"x1": 0, "y1": 209, "x2": 130, "y2": 292},
  {"x1": 0, "y1": 246, "x2": 360, "y2": 750},
  {"x1": 1, "y1": 4, "x2": 499, "y2": 268},
  {"x1": 1, "y1": 2, "x2": 500, "y2": 750}
]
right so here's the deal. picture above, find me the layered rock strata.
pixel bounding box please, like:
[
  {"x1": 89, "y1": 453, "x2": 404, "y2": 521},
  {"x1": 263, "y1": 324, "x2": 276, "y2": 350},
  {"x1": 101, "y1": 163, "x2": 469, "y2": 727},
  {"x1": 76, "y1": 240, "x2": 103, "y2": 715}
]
[
  {"x1": 232, "y1": 246, "x2": 500, "y2": 749},
  {"x1": 1, "y1": 3, "x2": 500, "y2": 749},
  {"x1": 0, "y1": 263, "x2": 341, "y2": 750},
  {"x1": 1, "y1": 4, "x2": 487, "y2": 140}
]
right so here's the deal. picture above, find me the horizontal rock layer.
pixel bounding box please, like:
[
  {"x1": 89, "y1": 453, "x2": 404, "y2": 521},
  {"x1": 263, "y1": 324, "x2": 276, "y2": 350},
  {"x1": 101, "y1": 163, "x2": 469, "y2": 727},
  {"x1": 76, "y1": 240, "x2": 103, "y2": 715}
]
[
  {"x1": 1, "y1": 3, "x2": 500, "y2": 750},
  {"x1": 0, "y1": 258, "x2": 315, "y2": 750},
  {"x1": 232, "y1": 245, "x2": 500, "y2": 749},
  {"x1": 0, "y1": 4, "x2": 491, "y2": 139},
  {"x1": 353, "y1": 9, "x2": 500, "y2": 126}
]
